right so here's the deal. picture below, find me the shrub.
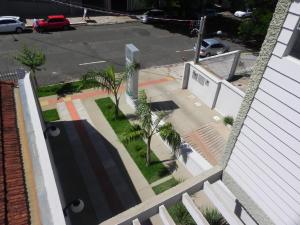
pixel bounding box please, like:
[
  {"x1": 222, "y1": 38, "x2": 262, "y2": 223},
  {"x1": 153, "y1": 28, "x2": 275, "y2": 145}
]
[
  {"x1": 223, "y1": 116, "x2": 234, "y2": 126},
  {"x1": 168, "y1": 203, "x2": 196, "y2": 225},
  {"x1": 202, "y1": 207, "x2": 227, "y2": 225},
  {"x1": 134, "y1": 143, "x2": 144, "y2": 152}
]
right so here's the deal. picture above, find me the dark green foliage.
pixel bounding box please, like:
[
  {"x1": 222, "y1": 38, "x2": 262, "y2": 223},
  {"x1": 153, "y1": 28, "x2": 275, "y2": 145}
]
[
  {"x1": 202, "y1": 207, "x2": 228, "y2": 225},
  {"x1": 42, "y1": 109, "x2": 60, "y2": 122},
  {"x1": 95, "y1": 97, "x2": 169, "y2": 183},
  {"x1": 15, "y1": 45, "x2": 45, "y2": 75},
  {"x1": 168, "y1": 203, "x2": 196, "y2": 225},
  {"x1": 152, "y1": 177, "x2": 180, "y2": 194},
  {"x1": 237, "y1": 0, "x2": 277, "y2": 44},
  {"x1": 223, "y1": 116, "x2": 234, "y2": 126},
  {"x1": 37, "y1": 81, "x2": 93, "y2": 97}
]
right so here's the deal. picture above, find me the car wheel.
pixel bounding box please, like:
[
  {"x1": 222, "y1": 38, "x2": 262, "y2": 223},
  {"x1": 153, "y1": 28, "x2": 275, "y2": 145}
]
[
  {"x1": 16, "y1": 27, "x2": 23, "y2": 34},
  {"x1": 206, "y1": 53, "x2": 211, "y2": 57},
  {"x1": 63, "y1": 25, "x2": 69, "y2": 31},
  {"x1": 38, "y1": 27, "x2": 44, "y2": 33}
]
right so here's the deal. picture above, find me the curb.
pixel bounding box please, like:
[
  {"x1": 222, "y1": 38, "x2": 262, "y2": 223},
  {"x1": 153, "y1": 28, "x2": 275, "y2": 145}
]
[{"x1": 25, "y1": 20, "x2": 138, "y2": 29}]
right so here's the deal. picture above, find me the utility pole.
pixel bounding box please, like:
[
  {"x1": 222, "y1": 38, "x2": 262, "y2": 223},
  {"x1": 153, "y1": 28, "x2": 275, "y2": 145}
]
[{"x1": 194, "y1": 16, "x2": 206, "y2": 64}]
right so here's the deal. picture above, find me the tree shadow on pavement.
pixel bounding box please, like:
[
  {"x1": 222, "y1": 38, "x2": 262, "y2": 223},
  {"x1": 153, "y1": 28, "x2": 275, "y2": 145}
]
[{"x1": 150, "y1": 100, "x2": 179, "y2": 112}]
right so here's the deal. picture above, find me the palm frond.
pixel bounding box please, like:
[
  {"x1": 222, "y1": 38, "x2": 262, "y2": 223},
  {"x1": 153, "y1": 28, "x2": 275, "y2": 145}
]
[
  {"x1": 121, "y1": 124, "x2": 146, "y2": 144},
  {"x1": 159, "y1": 123, "x2": 181, "y2": 153}
]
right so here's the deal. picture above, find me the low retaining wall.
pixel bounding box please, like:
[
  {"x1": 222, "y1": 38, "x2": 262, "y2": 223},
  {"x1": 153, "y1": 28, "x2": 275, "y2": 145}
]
[{"x1": 183, "y1": 62, "x2": 245, "y2": 118}]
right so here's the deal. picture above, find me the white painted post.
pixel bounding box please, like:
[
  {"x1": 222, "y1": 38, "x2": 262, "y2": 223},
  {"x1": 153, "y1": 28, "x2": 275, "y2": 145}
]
[
  {"x1": 182, "y1": 63, "x2": 191, "y2": 89},
  {"x1": 132, "y1": 218, "x2": 141, "y2": 225},
  {"x1": 125, "y1": 44, "x2": 140, "y2": 109},
  {"x1": 182, "y1": 193, "x2": 210, "y2": 225},
  {"x1": 228, "y1": 50, "x2": 241, "y2": 80},
  {"x1": 159, "y1": 205, "x2": 176, "y2": 225},
  {"x1": 204, "y1": 181, "x2": 243, "y2": 225}
]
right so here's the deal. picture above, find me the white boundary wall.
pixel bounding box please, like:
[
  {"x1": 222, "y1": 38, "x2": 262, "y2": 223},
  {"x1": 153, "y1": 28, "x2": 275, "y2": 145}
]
[
  {"x1": 215, "y1": 80, "x2": 245, "y2": 117},
  {"x1": 19, "y1": 73, "x2": 66, "y2": 225},
  {"x1": 184, "y1": 62, "x2": 245, "y2": 118}
]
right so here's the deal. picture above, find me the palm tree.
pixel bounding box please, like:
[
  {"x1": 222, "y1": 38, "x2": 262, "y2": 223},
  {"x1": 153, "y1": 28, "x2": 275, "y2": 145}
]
[
  {"x1": 81, "y1": 65, "x2": 133, "y2": 118},
  {"x1": 121, "y1": 90, "x2": 181, "y2": 166},
  {"x1": 15, "y1": 45, "x2": 46, "y2": 88}
]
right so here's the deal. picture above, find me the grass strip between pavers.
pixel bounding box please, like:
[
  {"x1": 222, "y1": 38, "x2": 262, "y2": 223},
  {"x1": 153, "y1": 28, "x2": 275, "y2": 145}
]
[
  {"x1": 95, "y1": 97, "x2": 170, "y2": 184},
  {"x1": 152, "y1": 177, "x2": 180, "y2": 194},
  {"x1": 42, "y1": 109, "x2": 60, "y2": 122}
]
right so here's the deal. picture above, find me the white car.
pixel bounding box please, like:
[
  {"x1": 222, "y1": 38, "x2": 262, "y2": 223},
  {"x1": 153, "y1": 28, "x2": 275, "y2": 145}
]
[
  {"x1": 234, "y1": 10, "x2": 252, "y2": 18},
  {"x1": 0, "y1": 16, "x2": 25, "y2": 33},
  {"x1": 137, "y1": 9, "x2": 165, "y2": 23}
]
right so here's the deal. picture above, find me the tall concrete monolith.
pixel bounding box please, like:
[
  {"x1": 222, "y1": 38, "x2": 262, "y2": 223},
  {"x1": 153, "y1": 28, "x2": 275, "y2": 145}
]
[{"x1": 125, "y1": 44, "x2": 140, "y2": 109}]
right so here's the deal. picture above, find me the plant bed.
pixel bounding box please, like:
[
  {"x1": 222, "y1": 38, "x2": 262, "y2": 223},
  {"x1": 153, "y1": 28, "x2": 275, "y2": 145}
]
[
  {"x1": 95, "y1": 97, "x2": 170, "y2": 184},
  {"x1": 152, "y1": 177, "x2": 180, "y2": 194},
  {"x1": 42, "y1": 109, "x2": 60, "y2": 122},
  {"x1": 168, "y1": 202, "x2": 196, "y2": 225},
  {"x1": 37, "y1": 80, "x2": 94, "y2": 97}
]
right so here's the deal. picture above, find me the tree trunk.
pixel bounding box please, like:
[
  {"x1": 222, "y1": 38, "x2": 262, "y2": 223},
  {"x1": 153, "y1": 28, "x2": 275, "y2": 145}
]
[
  {"x1": 32, "y1": 71, "x2": 39, "y2": 91},
  {"x1": 114, "y1": 95, "x2": 119, "y2": 119},
  {"x1": 146, "y1": 137, "x2": 152, "y2": 166}
]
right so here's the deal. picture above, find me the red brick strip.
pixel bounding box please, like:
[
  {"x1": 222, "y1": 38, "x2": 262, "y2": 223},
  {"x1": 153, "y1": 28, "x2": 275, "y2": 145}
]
[{"x1": 46, "y1": 77, "x2": 172, "y2": 105}]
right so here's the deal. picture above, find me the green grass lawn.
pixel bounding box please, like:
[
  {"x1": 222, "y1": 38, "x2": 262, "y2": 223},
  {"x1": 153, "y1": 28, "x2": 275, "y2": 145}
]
[
  {"x1": 42, "y1": 109, "x2": 60, "y2": 122},
  {"x1": 95, "y1": 97, "x2": 170, "y2": 184},
  {"x1": 37, "y1": 80, "x2": 94, "y2": 97},
  {"x1": 152, "y1": 177, "x2": 180, "y2": 194}
]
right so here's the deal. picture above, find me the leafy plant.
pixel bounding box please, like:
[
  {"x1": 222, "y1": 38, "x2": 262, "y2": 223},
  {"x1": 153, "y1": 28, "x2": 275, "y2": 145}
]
[
  {"x1": 96, "y1": 97, "x2": 169, "y2": 183},
  {"x1": 15, "y1": 45, "x2": 46, "y2": 88},
  {"x1": 168, "y1": 203, "x2": 196, "y2": 225},
  {"x1": 202, "y1": 207, "x2": 227, "y2": 225},
  {"x1": 121, "y1": 90, "x2": 180, "y2": 166},
  {"x1": 81, "y1": 65, "x2": 135, "y2": 118},
  {"x1": 223, "y1": 116, "x2": 234, "y2": 126}
]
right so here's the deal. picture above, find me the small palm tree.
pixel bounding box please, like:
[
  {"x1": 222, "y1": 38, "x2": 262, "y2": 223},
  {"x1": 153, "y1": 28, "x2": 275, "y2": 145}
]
[
  {"x1": 81, "y1": 65, "x2": 133, "y2": 118},
  {"x1": 121, "y1": 90, "x2": 181, "y2": 166},
  {"x1": 15, "y1": 45, "x2": 46, "y2": 88}
]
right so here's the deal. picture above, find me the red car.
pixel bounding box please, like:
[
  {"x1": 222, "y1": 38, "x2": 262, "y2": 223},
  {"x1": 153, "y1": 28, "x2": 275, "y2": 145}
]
[{"x1": 33, "y1": 15, "x2": 70, "y2": 32}]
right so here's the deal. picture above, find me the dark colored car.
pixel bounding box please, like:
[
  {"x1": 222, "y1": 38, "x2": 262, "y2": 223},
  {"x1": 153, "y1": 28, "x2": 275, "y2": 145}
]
[{"x1": 33, "y1": 15, "x2": 70, "y2": 32}]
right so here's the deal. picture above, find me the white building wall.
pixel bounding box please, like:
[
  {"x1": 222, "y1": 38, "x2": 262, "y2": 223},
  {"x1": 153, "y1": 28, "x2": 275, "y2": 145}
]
[
  {"x1": 225, "y1": 2, "x2": 300, "y2": 224},
  {"x1": 186, "y1": 63, "x2": 245, "y2": 118},
  {"x1": 214, "y1": 80, "x2": 245, "y2": 117},
  {"x1": 187, "y1": 64, "x2": 220, "y2": 108}
]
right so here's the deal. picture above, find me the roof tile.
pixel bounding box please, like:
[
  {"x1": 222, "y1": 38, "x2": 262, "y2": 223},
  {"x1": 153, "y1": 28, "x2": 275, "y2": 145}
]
[{"x1": 0, "y1": 82, "x2": 30, "y2": 225}]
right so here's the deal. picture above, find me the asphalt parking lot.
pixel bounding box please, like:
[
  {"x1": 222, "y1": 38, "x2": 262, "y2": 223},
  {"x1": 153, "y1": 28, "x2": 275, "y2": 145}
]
[{"x1": 0, "y1": 22, "x2": 247, "y2": 85}]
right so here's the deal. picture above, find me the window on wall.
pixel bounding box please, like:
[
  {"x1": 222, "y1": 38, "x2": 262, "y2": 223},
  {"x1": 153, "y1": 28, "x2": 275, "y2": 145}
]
[{"x1": 290, "y1": 27, "x2": 300, "y2": 59}]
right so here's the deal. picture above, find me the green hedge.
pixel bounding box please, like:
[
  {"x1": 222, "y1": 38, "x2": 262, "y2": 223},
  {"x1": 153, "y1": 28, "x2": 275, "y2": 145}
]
[{"x1": 95, "y1": 97, "x2": 169, "y2": 184}]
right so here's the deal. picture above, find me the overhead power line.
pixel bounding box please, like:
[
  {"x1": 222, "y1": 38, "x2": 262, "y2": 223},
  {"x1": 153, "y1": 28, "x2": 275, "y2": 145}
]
[{"x1": 50, "y1": 0, "x2": 200, "y2": 23}]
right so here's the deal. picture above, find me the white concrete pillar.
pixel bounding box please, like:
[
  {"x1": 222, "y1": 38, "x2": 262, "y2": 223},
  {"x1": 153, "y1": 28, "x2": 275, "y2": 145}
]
[
  {"x1": 132, "y1": 218, "x2": 141, "y2": 225},
  {"x1": 204, "y1": 181, "x2": 243, "y2": 225},
  {"x1": 125, "y1": 44, "x2": 140, "y2": 109},
  {"x1": 159, "y1": 205, "x2": 176, "y2": 225},
  {"x1": 182, "y1": 193, "x2": 209, "y2": 225}
]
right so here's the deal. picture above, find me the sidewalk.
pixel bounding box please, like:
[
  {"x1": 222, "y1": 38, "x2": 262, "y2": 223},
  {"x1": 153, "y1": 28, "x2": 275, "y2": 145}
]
[{"x1": 26, "y1": 15, "x2": 137, "y2": 28}]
